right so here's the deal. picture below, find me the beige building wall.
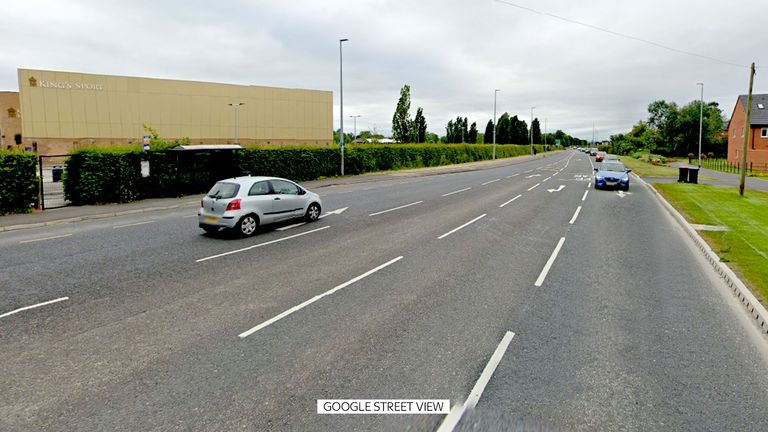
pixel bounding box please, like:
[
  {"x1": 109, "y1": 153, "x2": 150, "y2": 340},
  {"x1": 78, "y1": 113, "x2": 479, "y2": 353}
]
[
  {"x1": 0, "y1": 91, "x2": 22, "y2": 150},
  {"x1": 17, "y1": 69, "x2": 333, "y2": 155}
]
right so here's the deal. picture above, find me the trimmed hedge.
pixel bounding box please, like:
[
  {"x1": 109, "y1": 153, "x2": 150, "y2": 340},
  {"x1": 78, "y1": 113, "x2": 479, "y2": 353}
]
[
  {"x1": 0, "y1": 151, "x2": 38, "y2": 214},
  {"x1": 63, "y1": 144, "x2": 552, "y2": 205}
]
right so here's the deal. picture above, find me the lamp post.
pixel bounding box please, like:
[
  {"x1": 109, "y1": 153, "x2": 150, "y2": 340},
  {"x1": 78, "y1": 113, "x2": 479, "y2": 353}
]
[
  {"x1": 228, "y1": 102, "x2": 245, "y2": 144},
  {"x1": 530, "y1": 106, "x2": 535, "y2": 155},
  {"x1": 544, "y1": 117, "x2": 547, "y2": 148},
  {"x1": 339, "y1": 38, "x2": 349, "y2": 176},
  {"x1": 697, "y1": 82, "x2": 704, "y2": 168},
  {"x1": 493, "y1": 89, "x2": 500, "y2": 159},
  {"x1": 350, "y1": 115, "x2": 361, "y2": 143}
]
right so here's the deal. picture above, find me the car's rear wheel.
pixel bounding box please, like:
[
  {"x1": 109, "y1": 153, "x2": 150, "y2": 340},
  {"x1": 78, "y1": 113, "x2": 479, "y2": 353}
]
[
  {"x1": 305, "y1": 203, "x2": 321, "y2": 222},
  {"x1": 236, "y1": 214, "x2": 259, "y2": 237}
]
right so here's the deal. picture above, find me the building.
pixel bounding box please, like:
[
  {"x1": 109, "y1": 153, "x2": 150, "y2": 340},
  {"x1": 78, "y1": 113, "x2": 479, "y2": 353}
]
[
  {"x1": 727, "y1": 94, "x2": 768, "y2": 171},
  {"x1": 0, "y1": 91, "x2": 22, "y2": 150},
  {"x1": 4, "y1": 68, "x2": 333, "y2": 155}
]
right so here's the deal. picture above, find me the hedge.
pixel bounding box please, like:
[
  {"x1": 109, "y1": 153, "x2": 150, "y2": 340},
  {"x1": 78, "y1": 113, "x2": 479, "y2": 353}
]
[
  {"x1": 0, "y1": 151, "x2": 38, "y2": 214},
  {"x1": 63, "y1": 144, "x2": 552, "y2": 205}
]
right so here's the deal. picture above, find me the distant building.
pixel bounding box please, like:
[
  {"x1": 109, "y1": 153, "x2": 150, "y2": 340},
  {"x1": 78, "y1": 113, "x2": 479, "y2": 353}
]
[
  {"x1": 727, "y1": 94, "x2": 768, "y2": 170},
  {"x1": 4, "y1": 68, "x2": 333, "y2": 156}
]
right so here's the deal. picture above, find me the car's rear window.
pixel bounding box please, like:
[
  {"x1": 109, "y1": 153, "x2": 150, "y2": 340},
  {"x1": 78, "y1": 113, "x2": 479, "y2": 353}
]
[
  {"x1": 601, "y1": 163, "x2": 626, "y2": 172},
  {"x1": 207, "y1": 182, "x2": 240, "y2": 199}
]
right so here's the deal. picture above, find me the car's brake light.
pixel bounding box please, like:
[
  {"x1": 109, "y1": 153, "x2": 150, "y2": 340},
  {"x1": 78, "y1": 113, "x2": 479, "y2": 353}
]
[{"x1": 226, "y1": 199, "x2": 241, "y2": 211}]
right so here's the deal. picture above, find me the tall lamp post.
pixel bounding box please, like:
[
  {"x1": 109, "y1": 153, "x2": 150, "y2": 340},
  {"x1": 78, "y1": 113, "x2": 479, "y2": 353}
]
[
  {"x1": 350, "y1": 115, "x2": 361, "y2": 143},
  {"x1": 530, "y1": 106, "x2": 535, "y2": 155},
  {"x1": 228, "y1": 102, "x2": 245, "y2": 144},
  {"x1": 493, "y1": 89, "x2": 500, "y2": 159},
  {"x1": 697, "y1": 82, "x2": 704, "y2": 168},
  {"x1": 339, "y1": 38, "x2": 349, "y2": 176}
]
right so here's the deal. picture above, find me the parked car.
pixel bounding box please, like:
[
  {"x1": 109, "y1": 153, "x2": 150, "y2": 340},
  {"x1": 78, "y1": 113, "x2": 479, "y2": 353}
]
[
  {"x1": 595, "y1": 152, "x2": 606, "y2": 162},
  {"x1": 198, "y1": 176, "x2": 322, "y2": 236},
  {"x1": 594, "y1": 162, "x2": 631, "y2": 191}
]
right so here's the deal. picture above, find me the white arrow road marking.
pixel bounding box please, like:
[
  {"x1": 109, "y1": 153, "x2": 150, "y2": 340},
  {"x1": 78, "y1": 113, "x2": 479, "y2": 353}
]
[
  {"x1": 616, "y1": 191, "x2": 632, "y2": 198},
  {"x1": 318, "y1": 207, "x2": 348, "y2": 219},
  {"x1": 547, "y1": 185, "x2": 566, "y2": 193},
  {"x1": 525, "y1": 174, "x2": 541, "y2": 178}
]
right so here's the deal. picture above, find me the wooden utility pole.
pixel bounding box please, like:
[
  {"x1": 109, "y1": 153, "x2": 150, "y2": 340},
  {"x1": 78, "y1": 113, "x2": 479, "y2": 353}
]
[{"x1": 739, "y1": 62, "x2": 755, "y2": 196}]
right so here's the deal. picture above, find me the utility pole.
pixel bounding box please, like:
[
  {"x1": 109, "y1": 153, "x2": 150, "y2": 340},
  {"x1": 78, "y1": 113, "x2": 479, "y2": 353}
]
[
  {"x1": 697, "y1": 83, "x2": 704, "y2": 168},
  {"x1": 739, "y1": 62, "x2": 755, "y2": 196},
  {"x1": 350, "y1": 115, "x2": 361, "y2": 143}
]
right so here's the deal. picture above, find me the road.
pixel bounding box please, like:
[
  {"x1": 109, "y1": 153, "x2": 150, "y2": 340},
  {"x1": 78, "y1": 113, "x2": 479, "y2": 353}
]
[{"x1": 1, "y1": 151, "x2": 767, "y2": 431}]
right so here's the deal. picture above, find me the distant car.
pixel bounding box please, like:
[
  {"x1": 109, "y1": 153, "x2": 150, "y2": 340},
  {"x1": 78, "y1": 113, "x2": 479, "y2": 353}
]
[
  {"x1": 594, "y1": 162, "x2": 631, "y2": 191},
  {"x1": 595, "y1": 152, "x2": 606, "y2": 162},
  {"x1": 198, "y1": 176, "x2": 322, "y2": 236},
  {"x1": 589, "y1": 150, "x2": 598, "y2": 156}
]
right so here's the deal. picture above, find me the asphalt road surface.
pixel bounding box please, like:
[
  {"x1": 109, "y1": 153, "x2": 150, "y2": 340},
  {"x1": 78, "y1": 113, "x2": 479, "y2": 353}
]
[{"x1": 2, "y1": 151, "x2": 767, "y2": 431}]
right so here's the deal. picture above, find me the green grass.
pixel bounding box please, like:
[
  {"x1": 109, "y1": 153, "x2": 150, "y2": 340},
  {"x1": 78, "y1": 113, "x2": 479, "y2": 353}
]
[
  {"x1": 615, "y1": 156, "x2": 680, "y2": 177},
  {"x1": 655, "y1": 183, "x2": 768, "y2": 306}
]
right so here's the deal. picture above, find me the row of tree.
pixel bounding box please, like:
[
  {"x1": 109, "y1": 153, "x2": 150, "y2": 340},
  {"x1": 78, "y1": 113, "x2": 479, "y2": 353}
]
[{"x1": 608, "y1": 99, "x2": 727, "y2": 157}]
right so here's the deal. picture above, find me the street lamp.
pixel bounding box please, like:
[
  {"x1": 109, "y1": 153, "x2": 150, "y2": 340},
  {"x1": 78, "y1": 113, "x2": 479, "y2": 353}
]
[
  {"x1": 493, "y1": 89, "x2": 500, "y2": 159},
  {"x1": 350, "y1": 115, "x2": 361, "y2": 143},
  {"x1": 339, "y1": 38, "x2": 349, "y2": 176},
  {"x1": 228, "y1": 102, "x2": 245, "y2": 144},
  {"x1": 697, "y1": 82, "x2": 704, "y2": 168},
  {"x1": 530, "y1": 106, "x2": 535, "y2": 155}
]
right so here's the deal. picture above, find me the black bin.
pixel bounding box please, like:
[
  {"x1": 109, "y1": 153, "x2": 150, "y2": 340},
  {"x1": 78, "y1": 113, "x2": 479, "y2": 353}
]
[
  {"x1": 688, "y1": 167, "x2": 699, "y2": 184},
  {"x1": 677, "y1": 166, "x2": 689, "y2": 183},
  {"x1": 52, "y1": 167, "x2": 63, "y2": 182}
]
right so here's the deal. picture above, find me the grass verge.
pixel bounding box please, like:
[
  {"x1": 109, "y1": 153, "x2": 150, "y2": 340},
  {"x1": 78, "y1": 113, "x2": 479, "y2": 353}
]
[
  {"x1": 654, "y1": 183, "x2": 768, "y2": 307},
  {"x1": 617, "y1": 156, "x2": 681, "y2": 177}
]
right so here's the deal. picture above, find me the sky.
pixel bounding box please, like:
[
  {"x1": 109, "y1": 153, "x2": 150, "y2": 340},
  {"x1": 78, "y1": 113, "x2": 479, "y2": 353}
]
[{"x1": 1, "y1": 0, "x2": 766, "y2": 140}]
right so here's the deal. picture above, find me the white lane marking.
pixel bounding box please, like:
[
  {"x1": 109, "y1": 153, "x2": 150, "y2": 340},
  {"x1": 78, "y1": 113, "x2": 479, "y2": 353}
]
[
  {"x1": 183, "y1": 214, "x2": 198, "y2": 218},
  {"x1": 527, "y1": 183, "x2": 540, "y2": 191},
  {"x1": 481, "y1": 179, "x2": 500, "y2": 186},
  {"x1": 319, "y1": 207, "x2": 348, "y2": 219},
  {"x1": 547, "y1": 185, "x2": 566, "y2": 193},
  {"x1": 19, "y1": 233, "x2": 72, "y2": 244},
  {"x1": 113, "y1": 220, "x2": 156, "y2": 229},
  {"x1": 569, "y1": 206, "x2": 582, "y2": 224},
  {"x1": 499, "y1": 194, "x2": 522, "y2": 208},
  {"x1": 441, "y1": 187, "x2": 471, "y2": 197},
  {"x1": 436, "y1": 331, "x2": 516, "y2": 432},
  {"x1": 543, "y1": 176, "x2": 551, "y2": 182},
  {"x1": 524, "y1": 169, "x2": 534, "y2": 173},
  {"x1": 438, "y1": 214, "x2": 487, "y2": 240},
  {"x1": 582, "y1": 190, "x2": 589, "y2": 201},
  {"x1": 276, "y1": 222, "x2": 306, "y2": 231},
  {"x1": 0, "y1": 297, "x2": 69, "y2": 319},
  {"x1": 506, "y1": 173, "x2": 520, "y2": 178},
  {"x1": 238, "y1": 256, "x2": 404, "y2": 338},
  {"x1": 369, "y1": 200, "x2": 423, "y2": 217},
  {"x1": 525, "y1": 174, "x2": 541, "y2": 178},
  {"x1": 196, "y1": 226, "x2": 330, "y2": 262},
  {"x1": 534, "y1": 237, "x2": 566, "y2": 287}
]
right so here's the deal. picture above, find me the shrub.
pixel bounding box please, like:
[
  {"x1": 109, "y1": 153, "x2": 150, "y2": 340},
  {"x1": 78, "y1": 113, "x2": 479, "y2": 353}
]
[
  {"x1": 64, "y1": 148, "x2": 143, "y2": 205},
  {"x1": 0, "y1": 151, "x2": 38, "y2": 214}
]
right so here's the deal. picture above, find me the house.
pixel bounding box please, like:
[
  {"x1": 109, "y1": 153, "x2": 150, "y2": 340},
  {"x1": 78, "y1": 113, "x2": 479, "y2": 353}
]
[{"x1": 727, "y1": 94, "x2": 768, "y2": 171}]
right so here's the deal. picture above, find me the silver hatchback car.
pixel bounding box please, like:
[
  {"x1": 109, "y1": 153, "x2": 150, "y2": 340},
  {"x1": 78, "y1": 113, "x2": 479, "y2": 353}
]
[{"x1": 198, "y1": 176, "x2": 322, "y2": 236}]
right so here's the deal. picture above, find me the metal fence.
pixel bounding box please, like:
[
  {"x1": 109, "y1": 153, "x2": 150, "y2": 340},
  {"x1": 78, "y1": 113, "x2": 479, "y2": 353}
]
[
  {"x1": 38, "y1": 155, "x2": 70, "y2": 209},
  {"x1": 700, "y1": 158, "x2": 768, "y2": 175}
]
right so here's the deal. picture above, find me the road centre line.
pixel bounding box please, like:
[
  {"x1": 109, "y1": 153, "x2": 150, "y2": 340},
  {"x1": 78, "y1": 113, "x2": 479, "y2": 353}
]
[
  {"x1": 438, "y1": 214, "x2": 487, "y2": 240},
  {"x1": 527, "y1": 183, "x2": 540, "y2": 191},
  {"x1": 436, "y1": 331, "x2": 516, "y2": 432},
  {"x1": 543, "y1": 176, "x2": 551, "y2": 182},
  {"x1": 19, "y1": 233, "x2": 72, "y2": 244},
  {"x1": 499, "y1": 194, "x2": 523, "y2": 208},
  {"x1": 569, "y1": 206, "x2": 582, "y2": 224},
  {"x1": 113, "y1": 220, "x2": 156, "y2": 229},
  {"x1": 196, "y1": 226, "x2": 330, "y2": 262},
  {"x1": 442, "y1": 187, "x2": 471, "y2": 197},
  {"x1": 506, "y1": 173, "x2": 520, "y2": 178},
  {"x1": 524, "y1": 169, "x2": 533, "y2": 173},
  {"x1": 369, "y1": 200, "x2": 423, "y2": 216},
  {"x1": 0, "y1": 297, "x2": 69, "y2": 319},
  {"x1": 238, "y1": 256, "x2": 404, "y2": 338},
  {"x1": 276, "y1": 222, "x2": 306, "y2": 231},
  {"x1": 582, "y1": 190, "x2": 589, "y2": 201},
  {"x1": 481, "y1": 179, "x2": 500, "y2": 186},
  {"x1": 534, "y1": 237, "x2": 566, "y2": 287}
]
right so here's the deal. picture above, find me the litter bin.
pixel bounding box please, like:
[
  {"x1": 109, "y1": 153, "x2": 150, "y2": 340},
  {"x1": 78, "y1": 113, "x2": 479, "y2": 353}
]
[
  {"x1": 52, "y1": 166, "x2": 64, "y2": 182},
  {"x1": 677, "y1": 166, "x2": 689, "y2": 183},
  {"x1": 687, "y1": 167, "x2": 699, "y2": 184}
]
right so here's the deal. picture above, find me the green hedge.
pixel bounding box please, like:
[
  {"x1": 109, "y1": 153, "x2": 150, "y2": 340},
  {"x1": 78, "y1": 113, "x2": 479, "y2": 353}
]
[
  {"x1": 0, "y1": 151, "x2": 38, "y2": 214},
  {"x1": 63, "y1": 144, "x2": 551, "y2": 205}
]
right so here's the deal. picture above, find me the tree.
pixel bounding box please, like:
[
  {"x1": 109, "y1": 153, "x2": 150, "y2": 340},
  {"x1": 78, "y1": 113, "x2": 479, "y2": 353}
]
[
  {"x1": 484, "y1": 120, "x2": 494, "y2": 144},
  {"x1": 496, "y1": 113, "x2": 511, "y2": 144},
  {"x1": 392, "y1": 84, "x2": 412, "y2": 143},
  {"x1": 413, "y1": 107, "x2": 427, "y2": 143},
  {"x1": 468, "y1": 122, "x2": 478, "y2": 144},
  {"x1": 531, "y1": 118, "x2": 542, "y2": 144}
]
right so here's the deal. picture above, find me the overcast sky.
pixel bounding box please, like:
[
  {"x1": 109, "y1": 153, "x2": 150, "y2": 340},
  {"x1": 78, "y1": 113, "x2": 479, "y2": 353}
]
[{"x1": 2, "y1": 0, "x2": 766, "y2": 140}]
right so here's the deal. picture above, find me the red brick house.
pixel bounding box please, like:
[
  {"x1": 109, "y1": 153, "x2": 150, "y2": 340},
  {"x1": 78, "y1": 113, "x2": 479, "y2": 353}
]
[{"x1": 727, "y1": 94, "x2": 768, "y2": 171}]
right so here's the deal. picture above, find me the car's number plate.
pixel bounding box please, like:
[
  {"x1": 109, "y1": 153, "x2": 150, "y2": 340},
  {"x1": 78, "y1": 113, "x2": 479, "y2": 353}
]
[{"x1": 203, "y1": 216, "x2": 218, "y2": 223}]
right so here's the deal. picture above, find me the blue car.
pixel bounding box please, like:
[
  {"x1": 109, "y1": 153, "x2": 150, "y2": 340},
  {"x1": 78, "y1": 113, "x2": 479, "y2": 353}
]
[{"x1": 593, "y1": 162, "x2": 631, "y2": 191}]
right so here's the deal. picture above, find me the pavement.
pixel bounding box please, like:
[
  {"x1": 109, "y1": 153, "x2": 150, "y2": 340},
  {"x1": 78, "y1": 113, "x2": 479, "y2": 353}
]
[{"x1": 651, "y1": 162, "x2": 768, "y2": 192}]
